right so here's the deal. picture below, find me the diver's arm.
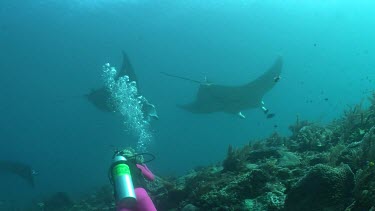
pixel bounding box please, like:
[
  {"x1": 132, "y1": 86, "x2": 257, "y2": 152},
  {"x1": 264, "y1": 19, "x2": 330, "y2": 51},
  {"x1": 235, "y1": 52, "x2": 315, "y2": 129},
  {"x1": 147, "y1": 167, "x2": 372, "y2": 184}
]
[{"x1": 136, "y1": 164, "x2": 155, "y2": 181}]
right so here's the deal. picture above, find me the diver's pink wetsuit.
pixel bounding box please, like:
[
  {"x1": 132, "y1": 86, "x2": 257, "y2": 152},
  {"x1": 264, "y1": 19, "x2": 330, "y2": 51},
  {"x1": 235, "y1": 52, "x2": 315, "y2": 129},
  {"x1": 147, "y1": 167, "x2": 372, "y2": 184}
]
[{"x1": 117, "y1": 164, "x2": 157, "y2": 211}]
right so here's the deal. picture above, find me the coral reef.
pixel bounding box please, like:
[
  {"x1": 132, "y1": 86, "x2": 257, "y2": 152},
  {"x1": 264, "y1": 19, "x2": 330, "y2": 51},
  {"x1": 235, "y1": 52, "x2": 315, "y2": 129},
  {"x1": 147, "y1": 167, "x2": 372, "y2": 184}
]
[
  {"x1": 26, "y1": 92, "x2": 375, "y2": 210},
  {"x1": 284, "y1": 164, "x2": 354, "y2": 211}
]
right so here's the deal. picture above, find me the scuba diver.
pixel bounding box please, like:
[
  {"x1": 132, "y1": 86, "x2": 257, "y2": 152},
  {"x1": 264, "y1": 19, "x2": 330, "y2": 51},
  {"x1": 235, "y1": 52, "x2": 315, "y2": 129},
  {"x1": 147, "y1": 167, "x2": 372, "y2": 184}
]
[{"x1": 109, "y1": 148, "x2": 157, "y2": 211}]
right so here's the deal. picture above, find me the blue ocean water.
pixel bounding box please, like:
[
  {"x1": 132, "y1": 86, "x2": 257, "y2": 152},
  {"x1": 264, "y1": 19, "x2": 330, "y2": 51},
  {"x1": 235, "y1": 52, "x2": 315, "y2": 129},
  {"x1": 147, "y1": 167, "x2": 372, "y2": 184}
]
[{"x1": 0, "y1": 0, "x2": 374, "y2": 207}]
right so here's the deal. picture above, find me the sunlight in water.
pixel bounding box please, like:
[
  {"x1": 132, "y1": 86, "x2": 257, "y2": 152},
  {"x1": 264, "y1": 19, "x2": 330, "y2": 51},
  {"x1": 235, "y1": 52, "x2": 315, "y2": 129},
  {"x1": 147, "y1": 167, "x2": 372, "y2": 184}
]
[{"x1": 102, "y1": 63, "x2": 152, "y2": 152}]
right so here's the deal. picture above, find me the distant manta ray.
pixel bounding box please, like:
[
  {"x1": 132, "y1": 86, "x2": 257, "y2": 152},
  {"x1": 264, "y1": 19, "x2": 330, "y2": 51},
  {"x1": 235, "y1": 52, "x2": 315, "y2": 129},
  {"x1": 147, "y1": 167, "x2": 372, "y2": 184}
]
[
  {"x1": 85, "y1": 51, "x2": 159, "y2": 121},
  {"x1": 0, "y1": 160, "x2": 35, "y2": 187},
  {"x1": 162, "y1": 56, "x2": 283, "y2": 118}
]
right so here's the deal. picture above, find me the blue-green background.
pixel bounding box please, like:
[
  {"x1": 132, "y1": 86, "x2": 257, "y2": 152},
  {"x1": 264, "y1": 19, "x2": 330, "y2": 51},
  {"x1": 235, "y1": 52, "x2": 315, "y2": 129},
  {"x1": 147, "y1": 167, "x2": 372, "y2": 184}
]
[{"x1": 1, "y1": 0, "x2": 374, "y2": 205}]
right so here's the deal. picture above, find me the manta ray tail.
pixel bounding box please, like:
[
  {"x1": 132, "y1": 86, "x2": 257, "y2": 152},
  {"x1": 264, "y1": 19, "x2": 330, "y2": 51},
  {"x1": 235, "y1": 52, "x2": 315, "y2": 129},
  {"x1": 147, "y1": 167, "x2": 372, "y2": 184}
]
[{"x1": 160, "y1": 72, "x2": 203, "y2": 84}]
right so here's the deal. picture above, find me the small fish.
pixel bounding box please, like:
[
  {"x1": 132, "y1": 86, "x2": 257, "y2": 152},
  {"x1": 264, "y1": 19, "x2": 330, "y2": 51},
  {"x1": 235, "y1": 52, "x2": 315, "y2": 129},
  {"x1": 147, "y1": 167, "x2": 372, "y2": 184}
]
[{"x1": 266, "y1": 113, "x2": 276, "y2": 119}]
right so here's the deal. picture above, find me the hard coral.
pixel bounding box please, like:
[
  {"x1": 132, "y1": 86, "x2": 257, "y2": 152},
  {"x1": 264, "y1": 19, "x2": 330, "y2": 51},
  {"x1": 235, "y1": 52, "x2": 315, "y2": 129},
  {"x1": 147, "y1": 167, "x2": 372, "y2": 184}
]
[
  {"x1": 362, "y1": 126, "x2": 375, "y2": 162},
  {"x1": 289, "y1": 125, "x2": 333, "y2": 152},
  {"x1": 284, "y1": 164, "x2": 354, "y2": 211},
  {"x1": 354, "y1": 167, "x2": 375, "y2": 210}
]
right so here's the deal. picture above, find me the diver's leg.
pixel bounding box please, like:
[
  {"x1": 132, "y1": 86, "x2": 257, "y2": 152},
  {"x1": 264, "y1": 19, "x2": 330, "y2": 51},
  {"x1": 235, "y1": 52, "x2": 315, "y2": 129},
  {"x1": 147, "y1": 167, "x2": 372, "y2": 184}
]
[{"x1": 134, "y1": 188, "x2": 157, "y2": 211}]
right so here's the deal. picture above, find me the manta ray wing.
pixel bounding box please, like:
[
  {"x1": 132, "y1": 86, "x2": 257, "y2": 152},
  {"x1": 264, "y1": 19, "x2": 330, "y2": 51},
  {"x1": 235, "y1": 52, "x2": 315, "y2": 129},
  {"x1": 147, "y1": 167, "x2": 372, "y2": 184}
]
[
  {"x1": 86, "y1": 51, "x2": 137, "y2": 112},
  {"x1": 243, "y1": 56, "x2": 283, "y2": 99},
  {"x1": 0, "y1": 160, "x2": 35, "y2": 187},
  {"x1": 178, "y1": 84, "x2": 242, "y2": 113},
  {"x1": 117, "y1": 51, "x2": 139, "y2": 90},
  {"x1": 85, "y1": 87, "x2": 115, "y2": 112},
  {"x1": 179, "y1": 56, "x2": 283, "y2": 114}
]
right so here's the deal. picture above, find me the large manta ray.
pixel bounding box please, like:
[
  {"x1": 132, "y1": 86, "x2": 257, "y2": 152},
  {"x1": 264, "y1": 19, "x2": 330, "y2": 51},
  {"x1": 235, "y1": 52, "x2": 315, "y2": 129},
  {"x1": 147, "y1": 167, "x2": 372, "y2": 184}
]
[
  {"x1": 85, "y1": 51, "x2": 158, "y2": 121},
  {"x1": 0, "y1": 160, "x2": 35, "y2": 187},
  {"x1": 163, "y1": 56, "x2": 282, "y2": 118}
]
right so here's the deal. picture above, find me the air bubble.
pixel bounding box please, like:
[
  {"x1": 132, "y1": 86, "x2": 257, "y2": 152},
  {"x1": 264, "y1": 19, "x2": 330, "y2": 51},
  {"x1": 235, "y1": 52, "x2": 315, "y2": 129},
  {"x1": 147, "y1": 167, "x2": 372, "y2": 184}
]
[{"x1": 102, "y1": 64, "x2": 152, "y2": 152}]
